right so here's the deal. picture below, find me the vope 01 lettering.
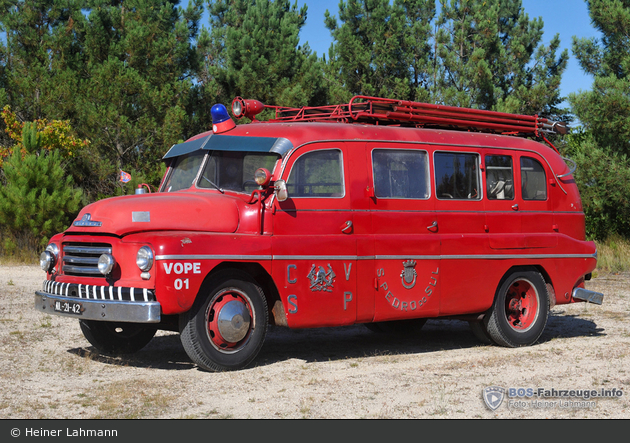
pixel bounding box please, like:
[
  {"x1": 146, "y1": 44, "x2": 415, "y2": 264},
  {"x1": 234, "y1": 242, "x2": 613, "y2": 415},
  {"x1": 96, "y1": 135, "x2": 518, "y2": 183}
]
[{"x1": 174, "y1": 278, "x2": 189, "y2": 290}]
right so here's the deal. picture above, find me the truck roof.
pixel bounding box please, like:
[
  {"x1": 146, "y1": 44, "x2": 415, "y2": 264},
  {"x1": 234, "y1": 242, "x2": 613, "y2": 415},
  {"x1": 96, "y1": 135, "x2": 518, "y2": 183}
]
[
  {"x1": 164, "y1": 95, "x2": 572, "y2": 177},
  {"x1": 167, "y1": 120, "x2": 568, "y2": 174}
]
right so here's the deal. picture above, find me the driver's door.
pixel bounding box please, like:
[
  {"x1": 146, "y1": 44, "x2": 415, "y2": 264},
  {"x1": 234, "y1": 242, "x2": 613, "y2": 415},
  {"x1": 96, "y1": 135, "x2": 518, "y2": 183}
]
[{"x1": 271, "y1": 144, "x2": 358, "y2": 328}]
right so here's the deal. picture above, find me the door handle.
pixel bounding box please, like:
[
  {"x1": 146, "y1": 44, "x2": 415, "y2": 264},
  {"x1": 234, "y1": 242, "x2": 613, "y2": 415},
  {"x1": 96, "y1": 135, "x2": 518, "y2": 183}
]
[
  {"x1": 512, "y1": 204, "x2": 519, "y2": 211},
  {"x1": 341, "y1": 220, "x2": 353, "y2": 233},
  {"x1": 427, "y1": 221, "x2": 438, "y2": 232}
]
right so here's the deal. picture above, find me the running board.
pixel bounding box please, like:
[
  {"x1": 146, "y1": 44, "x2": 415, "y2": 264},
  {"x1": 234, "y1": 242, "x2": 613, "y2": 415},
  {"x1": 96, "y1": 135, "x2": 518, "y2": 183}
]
[{"x1": 572, "y1": 288, "x2": 604, "y2": 305}]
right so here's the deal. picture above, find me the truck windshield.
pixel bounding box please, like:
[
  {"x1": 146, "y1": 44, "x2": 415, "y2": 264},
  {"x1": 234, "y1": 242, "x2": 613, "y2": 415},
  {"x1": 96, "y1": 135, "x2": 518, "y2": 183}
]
[
  {"x1": 162, "y1": 151, "x2": 206, "y2": 192},
  {"x1": 199, "y1": 151, "x2": 279, "y2": 193},
  {"x1": 161, "y1": 150, "x2": 279, "y2": 193}
]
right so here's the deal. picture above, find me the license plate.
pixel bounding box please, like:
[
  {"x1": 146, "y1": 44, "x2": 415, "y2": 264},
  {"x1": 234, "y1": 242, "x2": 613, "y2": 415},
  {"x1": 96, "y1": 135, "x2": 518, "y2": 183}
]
[{"x1": 53, "y1": 300, "x2": 83, "y2": 315}]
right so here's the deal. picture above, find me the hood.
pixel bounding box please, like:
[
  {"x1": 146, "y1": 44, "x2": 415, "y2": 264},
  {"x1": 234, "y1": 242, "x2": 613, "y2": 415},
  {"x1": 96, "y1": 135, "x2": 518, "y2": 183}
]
[{"x1": 67, "y1": 192, "x2": 240, "y2": 236}]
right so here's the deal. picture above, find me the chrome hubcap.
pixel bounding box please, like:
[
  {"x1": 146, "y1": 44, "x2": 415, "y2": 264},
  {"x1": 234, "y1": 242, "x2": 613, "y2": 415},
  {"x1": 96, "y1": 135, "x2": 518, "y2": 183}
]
[{"x1": 217, "y1": 300, "x2": 251, "y2": 343}]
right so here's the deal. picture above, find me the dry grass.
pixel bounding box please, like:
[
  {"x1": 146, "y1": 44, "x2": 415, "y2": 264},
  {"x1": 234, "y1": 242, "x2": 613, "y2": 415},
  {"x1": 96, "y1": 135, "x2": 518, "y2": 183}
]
[
  {"x1": 71, "y1": 380, "x2": 177, "y2": 419},
  {"x1": 595, "y1": 235, "x2": 630, "y2": 275}
]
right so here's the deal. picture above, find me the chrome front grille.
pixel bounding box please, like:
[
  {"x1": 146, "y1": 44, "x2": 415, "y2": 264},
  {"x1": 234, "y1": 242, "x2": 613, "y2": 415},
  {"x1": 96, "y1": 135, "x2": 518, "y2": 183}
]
[{"x1": 62, "y1": 243, "x2": 112, "y2": 277}]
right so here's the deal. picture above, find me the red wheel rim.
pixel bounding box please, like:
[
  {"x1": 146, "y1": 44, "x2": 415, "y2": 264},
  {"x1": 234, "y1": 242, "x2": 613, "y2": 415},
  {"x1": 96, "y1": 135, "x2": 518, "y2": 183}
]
[
  {"x1": 205, "y1": 288, "x2": 254, "y2": 353},
  {"x1": 504, "y1": 278, "x2": 539, "y2": 332}
]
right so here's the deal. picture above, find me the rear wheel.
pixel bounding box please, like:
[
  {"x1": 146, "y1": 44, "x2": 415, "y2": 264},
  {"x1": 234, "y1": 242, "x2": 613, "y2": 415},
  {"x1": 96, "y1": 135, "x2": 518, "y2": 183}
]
[
  {"x1": 79, "y1": 320, "x2": 157, "y2": 354},
  {"x1": 179, "y1": 272, "x2": 268, "y2": 372},
  {"x1": 486, "y1": 269, "x2": 549, "y2": 347}
]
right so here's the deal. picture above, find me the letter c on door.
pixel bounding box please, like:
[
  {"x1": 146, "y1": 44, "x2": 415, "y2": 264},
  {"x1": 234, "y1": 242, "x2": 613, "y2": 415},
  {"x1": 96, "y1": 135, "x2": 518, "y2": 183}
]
[{"x1": 287, "y1": 264, "x2": 297, "y2": 284}]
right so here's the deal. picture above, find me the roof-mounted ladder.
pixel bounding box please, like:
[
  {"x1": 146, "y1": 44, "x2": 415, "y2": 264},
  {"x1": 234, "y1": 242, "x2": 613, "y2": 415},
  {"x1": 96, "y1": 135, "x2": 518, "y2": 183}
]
[{"x1": 233, "y1": 95, "x2": 568, "y2": 137}]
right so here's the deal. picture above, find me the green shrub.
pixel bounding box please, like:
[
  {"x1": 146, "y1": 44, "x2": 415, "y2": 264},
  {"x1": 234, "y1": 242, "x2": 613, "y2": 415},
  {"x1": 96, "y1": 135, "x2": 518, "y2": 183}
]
[
  {"x1": 0, "y1": 149, "x2": 83, "y2": 255},
  {"x1": 595, "y1": 235, "x2": 630, "y2": 274},
  {"x1": 562, "y1": 131, "x2": 630, "y2": 241}
]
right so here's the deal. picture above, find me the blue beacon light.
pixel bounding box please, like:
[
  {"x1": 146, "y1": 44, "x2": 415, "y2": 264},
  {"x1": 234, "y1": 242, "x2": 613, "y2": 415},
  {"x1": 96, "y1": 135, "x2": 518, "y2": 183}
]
[{"x1": 211, "y1": 104, "x2": 236, "y2": 133}]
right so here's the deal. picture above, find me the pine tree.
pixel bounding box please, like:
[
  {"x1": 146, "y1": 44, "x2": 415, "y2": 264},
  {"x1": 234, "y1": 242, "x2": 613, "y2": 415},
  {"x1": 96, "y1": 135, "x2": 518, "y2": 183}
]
[
  {"x1": 202, "y1": 0, "x2": 326, "y2": 111},
  {"x1": 76, "y1": 0, "x2": 203, "y2": 192},
  {"x1": 324, "y1": 0, "x2": 411, "y2": 101},
  {"x1": 565, "y1": 0, "x2": 630, "y2": 239},
  {"x1": 0, "y1": 1, "x2": 204, "y2": 198},
  {"x1": 324, "y1": 0, "x2": 568, "y2": 118},
  {"x1": 0, "y1": 0, "x2": 87, "y2": 122},
  {"x1": 399, "y1": 0, "x2": 437, "y2": 102},
  {"x1": 570, "y1": 0, "x2": 630, "y2": 156},
  {"x1": 435, "y1": 0, "x2": 568, "y2": 116},
  {"x1": 0, "y1": 123, "x2": 83, "y2": 253}
]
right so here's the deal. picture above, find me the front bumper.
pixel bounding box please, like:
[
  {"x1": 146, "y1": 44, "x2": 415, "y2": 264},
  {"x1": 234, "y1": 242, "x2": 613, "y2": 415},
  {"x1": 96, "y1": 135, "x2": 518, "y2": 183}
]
[{"x1": 35, "y1": 280, "x2": 161, "y2": 323}]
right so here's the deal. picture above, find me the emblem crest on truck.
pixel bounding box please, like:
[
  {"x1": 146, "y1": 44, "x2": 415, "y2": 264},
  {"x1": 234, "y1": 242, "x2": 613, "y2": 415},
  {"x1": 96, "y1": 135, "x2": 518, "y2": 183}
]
[
  {"x1": 73, "y1": 213, "x2": 102, "y2": 227},
  {"x1": 400, "y1": 260, "x2": 418, "y2": 289},
  {"x1": 307, "y1": 264, "x2": 336, "y2": 292}
]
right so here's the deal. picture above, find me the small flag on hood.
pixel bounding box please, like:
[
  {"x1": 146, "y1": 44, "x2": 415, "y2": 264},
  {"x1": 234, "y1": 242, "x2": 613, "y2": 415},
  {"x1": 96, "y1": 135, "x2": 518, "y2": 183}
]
[{"x1": 119, "y1": 170, "x2": 131, "y2": 183}]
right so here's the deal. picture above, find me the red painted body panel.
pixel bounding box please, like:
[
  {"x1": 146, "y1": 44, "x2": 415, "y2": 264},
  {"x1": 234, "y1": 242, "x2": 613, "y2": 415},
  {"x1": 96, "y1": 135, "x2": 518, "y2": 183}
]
[
  {"x1": 70, "y1": 192, "x2": 242, "y2": 236},
  {"x1": 42, "y1": 118, "x2": 597, "y2": 330}
]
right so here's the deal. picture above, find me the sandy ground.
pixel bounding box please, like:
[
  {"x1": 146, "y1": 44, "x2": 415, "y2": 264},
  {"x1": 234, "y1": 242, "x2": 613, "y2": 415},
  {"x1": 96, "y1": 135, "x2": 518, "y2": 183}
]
[{"x1": 0, "y1": 264, "x2": 628, "y2": 419}]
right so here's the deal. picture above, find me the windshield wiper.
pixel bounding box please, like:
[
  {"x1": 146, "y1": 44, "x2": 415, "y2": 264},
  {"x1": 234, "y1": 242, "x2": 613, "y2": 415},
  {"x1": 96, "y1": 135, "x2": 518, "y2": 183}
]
[{"x1": 202, "y1": 175, "x2": 224, "y2": 194}]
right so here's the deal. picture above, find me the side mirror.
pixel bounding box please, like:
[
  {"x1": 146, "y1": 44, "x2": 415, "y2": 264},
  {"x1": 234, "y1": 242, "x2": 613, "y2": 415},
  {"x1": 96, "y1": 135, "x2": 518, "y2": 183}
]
[{"x1": 274, "y1": 180, "x2": 289, "y2": 202}]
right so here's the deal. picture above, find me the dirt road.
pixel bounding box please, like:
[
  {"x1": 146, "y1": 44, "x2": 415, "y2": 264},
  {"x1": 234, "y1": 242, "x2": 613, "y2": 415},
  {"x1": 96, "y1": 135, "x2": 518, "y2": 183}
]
[{"x1": 0, "y1": 264, "x2": 627, "y2": 419}]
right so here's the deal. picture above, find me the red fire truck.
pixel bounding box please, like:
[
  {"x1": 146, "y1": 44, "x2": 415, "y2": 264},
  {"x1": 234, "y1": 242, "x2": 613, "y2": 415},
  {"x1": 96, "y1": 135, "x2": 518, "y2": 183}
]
[{"x1": 35, "y1": 96, "x2": 603, "y2": 371}]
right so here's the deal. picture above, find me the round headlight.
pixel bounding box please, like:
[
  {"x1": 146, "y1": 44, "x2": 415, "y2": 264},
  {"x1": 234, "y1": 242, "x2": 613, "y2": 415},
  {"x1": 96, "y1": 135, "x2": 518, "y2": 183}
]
[
  {"x1": 136, "y1": 246, "x2": 154, "y2": 272},
  {"x1": 98, "y1": 254, "x2": 116, "y2": 276},
  {"x1": 254, "y1": 168, "x2": 271, "y2": 187},
  {"x1": 40, "y1": 251, "x2": 54, "y2": 272},
  {"x1": 40, "y1": 244, "x2": 59, "y2": 273}
]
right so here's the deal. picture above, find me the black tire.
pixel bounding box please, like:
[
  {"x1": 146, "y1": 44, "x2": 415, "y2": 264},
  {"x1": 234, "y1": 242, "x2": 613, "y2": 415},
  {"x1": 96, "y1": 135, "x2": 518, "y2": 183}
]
[
  {"x1": 79, "y1": 320, "x2": 157, "y2": 354},
  {"x1": 179, "y1": 271, "x2": 268, "y2": 372},
  {"x1": 486, "y1": 269, "x2": 549, "y2": 348},
  {"x1": 364, "y1": 319, "x2": 427, "y2": 334},
  {"x1": 469, "y1": 320, "x2": 494, "y2": 345}
]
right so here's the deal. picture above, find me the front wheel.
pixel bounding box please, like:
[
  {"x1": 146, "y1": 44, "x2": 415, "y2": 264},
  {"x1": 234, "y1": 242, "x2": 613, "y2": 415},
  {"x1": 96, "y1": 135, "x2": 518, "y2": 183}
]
[
  {"x1": 79, "y1": 320, "x2": 157, "y2": 354},
  {"x1": 179, "y1": 272, "x2": 268, "y2": 372},
  {"x1": 486, "y1": 269, "x2": 549, "y2": 347}
]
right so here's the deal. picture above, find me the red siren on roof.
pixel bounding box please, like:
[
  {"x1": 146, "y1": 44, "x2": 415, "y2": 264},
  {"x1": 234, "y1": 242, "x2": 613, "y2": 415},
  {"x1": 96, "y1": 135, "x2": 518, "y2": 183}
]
[{"x1": 232, "y1": 96, "x2": 266, "y2": 121}]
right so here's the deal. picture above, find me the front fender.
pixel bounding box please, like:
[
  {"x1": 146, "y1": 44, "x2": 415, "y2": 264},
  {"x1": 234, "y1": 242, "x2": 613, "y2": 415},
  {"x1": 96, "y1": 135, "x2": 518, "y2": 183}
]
[{"x1": 126, "y1": 231, "x2": 272, "y2": 315}]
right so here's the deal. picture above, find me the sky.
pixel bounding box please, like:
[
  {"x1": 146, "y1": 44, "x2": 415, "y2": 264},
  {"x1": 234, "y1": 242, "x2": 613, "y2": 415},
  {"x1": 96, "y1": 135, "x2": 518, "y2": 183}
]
[{"x1": 293, "y1": 0, "x2": 602, "y2": 100}]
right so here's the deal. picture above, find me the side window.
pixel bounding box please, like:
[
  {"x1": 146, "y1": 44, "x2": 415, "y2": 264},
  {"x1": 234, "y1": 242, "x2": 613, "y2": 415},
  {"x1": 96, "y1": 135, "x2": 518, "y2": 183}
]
[
  {"x1": 434, "y1": 152, "x2": 481, "y2": 200},
  {"x1": 521, "y1": 157, "x2": 547, "y2": 200},
  {"x1": 485, "y1": 155, "x2": 514, "y2": 200},
  {"x1": 372, "y1": 149, "x2": 430, "y2": 199},
  {"x1": 287, "y1": 149, "x2": 344, "y2": 198}
]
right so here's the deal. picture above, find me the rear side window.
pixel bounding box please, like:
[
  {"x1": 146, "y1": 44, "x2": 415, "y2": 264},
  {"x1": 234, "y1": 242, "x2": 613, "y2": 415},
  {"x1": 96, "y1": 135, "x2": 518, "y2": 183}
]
[
  {"x1": 435, "y1": 152, "x2": 481, "y2": 200},
  {"x1": 485, "y1": 155, "x2": 514, "y2": 200},
  {"x1": 287, "y1": 149, "x2": 344, "y2": 198},
  {"x1": 372, "y1": 149, "x2": 430, "y2": 199},
  {"x1": 521, "y1": 157, "x2": 547, "y2": 200}
]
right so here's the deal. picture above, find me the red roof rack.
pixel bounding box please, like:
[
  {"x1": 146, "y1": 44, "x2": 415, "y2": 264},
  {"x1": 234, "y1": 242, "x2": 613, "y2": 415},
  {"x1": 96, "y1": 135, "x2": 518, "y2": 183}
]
[{"x1": 232, "y1": 95, "x2": 568, "y2": 137}]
